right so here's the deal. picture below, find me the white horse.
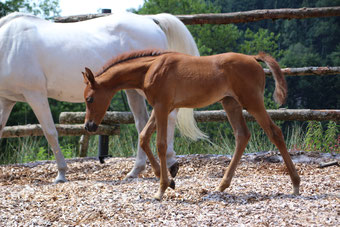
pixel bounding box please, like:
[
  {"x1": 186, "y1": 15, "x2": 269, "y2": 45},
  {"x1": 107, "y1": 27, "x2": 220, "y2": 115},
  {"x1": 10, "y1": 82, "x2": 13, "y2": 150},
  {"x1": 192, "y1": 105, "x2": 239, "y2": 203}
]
[{"x1": 0, "y1": 12, "x2": 205, "y2": 183}]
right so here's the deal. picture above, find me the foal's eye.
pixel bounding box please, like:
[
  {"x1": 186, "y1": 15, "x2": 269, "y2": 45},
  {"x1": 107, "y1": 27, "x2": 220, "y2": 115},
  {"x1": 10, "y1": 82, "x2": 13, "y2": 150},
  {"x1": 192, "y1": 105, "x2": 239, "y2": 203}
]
[{"x1": 86, "y1": 97, "x2": 94, "y2": 103}]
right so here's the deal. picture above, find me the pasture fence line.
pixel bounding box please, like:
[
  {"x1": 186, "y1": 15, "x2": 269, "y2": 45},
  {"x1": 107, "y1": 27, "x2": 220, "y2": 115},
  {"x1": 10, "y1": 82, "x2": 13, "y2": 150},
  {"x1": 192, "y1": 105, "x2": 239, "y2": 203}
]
[
  {"x1": 2, "y1": 109, "x2": 338, "y2": 156},
  {"x1": 2, "y1": 109, "x2": 339, "y2": 139},
  {"x1": 2, "y1": 124, "x2": 119, "y2": 157},
  {"x1": 54, "y1": 7, "x2": 340, "y2": 24},
  {"x1": 2, "y1": 124, "x2": 119, "y2": 138},
  {"x1": 59, "y1": 110, "x2": 340, "y2": 126},
  {"x1": 263, "y1": 66, "x2": 340, "y2": 76}
]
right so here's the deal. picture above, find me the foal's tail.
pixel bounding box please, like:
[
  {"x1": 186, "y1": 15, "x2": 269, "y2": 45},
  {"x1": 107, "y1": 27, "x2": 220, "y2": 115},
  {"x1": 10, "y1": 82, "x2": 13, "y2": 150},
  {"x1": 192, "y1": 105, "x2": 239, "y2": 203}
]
[
  {"x1": 148, "y1": 13, "x2": 208, "y2": 140},
  {"x1": 254, "y1": 52, "x2": 287, "y2": 105}
]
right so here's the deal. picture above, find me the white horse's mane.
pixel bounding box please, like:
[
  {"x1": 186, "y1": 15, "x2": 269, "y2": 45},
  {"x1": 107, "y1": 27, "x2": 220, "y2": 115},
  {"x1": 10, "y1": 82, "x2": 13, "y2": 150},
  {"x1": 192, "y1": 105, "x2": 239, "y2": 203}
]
[{"x1": 0, "y1": 12, "x2": 40, "y2": 28}]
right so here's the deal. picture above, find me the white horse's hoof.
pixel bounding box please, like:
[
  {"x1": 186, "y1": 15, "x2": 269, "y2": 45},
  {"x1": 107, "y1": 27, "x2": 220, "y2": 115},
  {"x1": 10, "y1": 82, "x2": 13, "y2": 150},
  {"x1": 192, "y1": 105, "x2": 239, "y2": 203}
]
[
  {"x1": 54, "y1": 176, "x2": 67, "y2": 184},
  {"x1": 125, "y1": 165, "x2": 145, "y2": 179},
  {"x1": 54, "y1": 169, "x2": 67, "y2": 183}
]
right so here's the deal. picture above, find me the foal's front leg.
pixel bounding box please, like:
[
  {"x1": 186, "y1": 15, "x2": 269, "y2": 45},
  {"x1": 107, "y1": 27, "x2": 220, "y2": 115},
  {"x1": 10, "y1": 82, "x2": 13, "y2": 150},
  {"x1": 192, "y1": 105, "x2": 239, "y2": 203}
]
[
  {"x1": 139, "y1": 110, "x2": 160, "y2": 177},
  {"x1": 125, "y1": 90, "x2": 178, "y2": 178}
]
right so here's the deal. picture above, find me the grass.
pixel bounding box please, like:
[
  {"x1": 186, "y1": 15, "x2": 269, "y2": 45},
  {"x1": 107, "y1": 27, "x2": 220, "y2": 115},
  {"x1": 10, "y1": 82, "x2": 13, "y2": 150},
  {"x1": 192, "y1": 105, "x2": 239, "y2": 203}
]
[{"x1": 0, "y1": 121, "x2": 338, "y2": 165}]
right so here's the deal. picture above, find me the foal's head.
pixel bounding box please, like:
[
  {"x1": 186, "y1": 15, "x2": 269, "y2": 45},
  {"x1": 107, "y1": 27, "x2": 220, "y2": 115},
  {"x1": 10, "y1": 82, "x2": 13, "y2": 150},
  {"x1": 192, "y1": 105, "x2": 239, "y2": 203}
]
[{"x1": 82, "y1": 67, "x2": 116, "y2": 132}]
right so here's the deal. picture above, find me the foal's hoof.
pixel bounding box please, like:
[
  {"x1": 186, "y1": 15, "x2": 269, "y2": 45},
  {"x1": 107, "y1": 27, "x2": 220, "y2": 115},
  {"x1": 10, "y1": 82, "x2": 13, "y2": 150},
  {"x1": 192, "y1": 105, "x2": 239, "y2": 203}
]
[
  {"x1": 293, "y1": 186, "x2": 300, "y2": 195},
  {"x1": 169, "y1": 179, "x2": 176, "y2": 190},
  {"x1": 169, "y1": 162, "x2": 179, "y2": 178},
  {"x1": 215, "y1": 185, "x2": 226, "y2": 192}
]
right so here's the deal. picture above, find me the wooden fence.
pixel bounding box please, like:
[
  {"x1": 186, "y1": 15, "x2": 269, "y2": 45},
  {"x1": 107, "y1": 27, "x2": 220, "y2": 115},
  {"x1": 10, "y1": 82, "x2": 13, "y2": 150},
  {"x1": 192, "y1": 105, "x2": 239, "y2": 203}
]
[
  {"x1": 59, "y1": 110, "x2": 340, "y2": 126},
  {"x1": 1, "y1": 7, "x2": 339, "y2": 156},
  {"x1": 2, "y1": 109, "x2": 339, "y2": 139},
  {"x1": 54, "y1": 6, "x2": 340, "y2": 24}
]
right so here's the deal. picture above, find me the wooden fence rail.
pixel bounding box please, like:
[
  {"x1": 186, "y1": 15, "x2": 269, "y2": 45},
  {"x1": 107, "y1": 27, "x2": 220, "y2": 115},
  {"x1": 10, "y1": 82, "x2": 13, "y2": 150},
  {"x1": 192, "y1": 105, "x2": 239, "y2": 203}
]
[
  {"x1": 2, "y1": 109, "x2": 338, "y2": 139},
  {"x1": 59, "y1": 109, "x2": 340, "y2": 126},
  {"x1": 2, "y1": 124, "x2": 119, "y2": 138},
  {"x1": 54, "y1": 7, "x2": 340, "y2": 24},
  {"x1": 264, "y1": 66, "x2": 340, "y2": 76}
]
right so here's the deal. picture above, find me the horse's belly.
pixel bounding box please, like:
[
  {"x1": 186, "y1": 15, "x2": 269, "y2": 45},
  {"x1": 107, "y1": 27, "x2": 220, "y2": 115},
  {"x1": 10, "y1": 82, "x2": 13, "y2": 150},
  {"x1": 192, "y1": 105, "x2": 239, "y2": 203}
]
[
  {"x1": 47, "y1": 85, "x2": 85, "y2": 102},
  {"x1": 0, "y1": 89, "x2": 26, "y2": 102},
  {"x1": 173, "y1": 77, "x2": 230, "y2": 109}
]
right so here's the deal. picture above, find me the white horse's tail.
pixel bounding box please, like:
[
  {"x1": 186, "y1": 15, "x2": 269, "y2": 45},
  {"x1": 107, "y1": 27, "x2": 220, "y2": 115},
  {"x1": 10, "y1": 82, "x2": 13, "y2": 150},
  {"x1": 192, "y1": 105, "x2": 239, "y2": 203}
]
[{"x1": 148, "y1": 13, "x2": 208, "y2": 141}]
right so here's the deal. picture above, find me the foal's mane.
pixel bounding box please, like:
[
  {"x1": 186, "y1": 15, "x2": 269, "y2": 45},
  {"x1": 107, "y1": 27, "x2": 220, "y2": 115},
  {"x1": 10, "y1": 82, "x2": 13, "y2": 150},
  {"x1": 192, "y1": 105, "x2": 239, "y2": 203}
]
[{"x1": 96, "y1": 49, "x2": 169, "y2": 77}]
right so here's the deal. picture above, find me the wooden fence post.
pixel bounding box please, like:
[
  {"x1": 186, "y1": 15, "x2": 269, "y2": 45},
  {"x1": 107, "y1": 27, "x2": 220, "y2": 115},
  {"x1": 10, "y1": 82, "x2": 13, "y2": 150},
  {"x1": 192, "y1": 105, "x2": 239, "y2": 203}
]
[{"x1": 79, "y1": 135, "x2": 90, "y2": 157}]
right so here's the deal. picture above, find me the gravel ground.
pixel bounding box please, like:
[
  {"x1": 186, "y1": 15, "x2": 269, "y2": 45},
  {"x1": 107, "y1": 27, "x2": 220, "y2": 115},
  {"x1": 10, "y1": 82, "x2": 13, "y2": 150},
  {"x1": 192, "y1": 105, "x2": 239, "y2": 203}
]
[{"x1": 0, "y1": 153, "x2": 339, "y2": 226}]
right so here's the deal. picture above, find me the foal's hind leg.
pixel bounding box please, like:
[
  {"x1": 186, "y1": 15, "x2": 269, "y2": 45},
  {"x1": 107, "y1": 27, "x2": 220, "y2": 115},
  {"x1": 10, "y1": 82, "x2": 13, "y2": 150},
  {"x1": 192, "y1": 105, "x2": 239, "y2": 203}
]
[
  {"x1": 0, "y1": 98, "x2": 16, "y2": 138},
  {"x1": 217, "y1": 97, "x2": 251, "y2": 192},
  {"x1": 247, "y1": 104, "x2": 300, "y2": 195}
]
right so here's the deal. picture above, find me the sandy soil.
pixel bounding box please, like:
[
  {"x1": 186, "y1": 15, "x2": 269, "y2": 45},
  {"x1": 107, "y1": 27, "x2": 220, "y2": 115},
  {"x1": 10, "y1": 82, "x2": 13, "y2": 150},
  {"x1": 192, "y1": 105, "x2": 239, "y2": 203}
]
[{"x1": 0, "y1": 152, "x2": 339, "y2": 226}]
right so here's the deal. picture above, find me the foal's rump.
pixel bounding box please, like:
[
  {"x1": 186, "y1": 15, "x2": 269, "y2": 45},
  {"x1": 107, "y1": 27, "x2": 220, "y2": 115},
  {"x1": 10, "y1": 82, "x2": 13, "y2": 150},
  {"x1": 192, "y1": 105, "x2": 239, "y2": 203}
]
[{"x1": 224, "y1": 52, "x2": 286, "y2": 109}]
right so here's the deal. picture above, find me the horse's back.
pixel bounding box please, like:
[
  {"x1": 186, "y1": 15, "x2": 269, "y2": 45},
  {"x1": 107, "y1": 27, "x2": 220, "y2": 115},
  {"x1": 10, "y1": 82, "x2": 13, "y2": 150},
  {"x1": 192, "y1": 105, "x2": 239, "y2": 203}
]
[
  {"x1": 147, "y1": 52, "x2": 266, "y2": 108},
  {"x1": 0, "y1": 12, "x2": 168, "y2": 102}
]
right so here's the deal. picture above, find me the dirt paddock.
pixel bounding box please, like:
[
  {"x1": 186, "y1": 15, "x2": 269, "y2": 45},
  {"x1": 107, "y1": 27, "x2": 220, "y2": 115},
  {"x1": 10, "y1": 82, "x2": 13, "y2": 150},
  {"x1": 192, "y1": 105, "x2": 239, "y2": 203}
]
[{"x1": 0, "y1": 152, "x2": 339, "y2": 226}]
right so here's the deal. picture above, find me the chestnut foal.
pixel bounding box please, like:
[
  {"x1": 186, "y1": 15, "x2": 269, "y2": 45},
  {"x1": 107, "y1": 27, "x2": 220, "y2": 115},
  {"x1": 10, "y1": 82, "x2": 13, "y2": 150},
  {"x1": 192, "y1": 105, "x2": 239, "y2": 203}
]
[{"x1": 83, "y1": 50, "x2": 300, "y2": 200}]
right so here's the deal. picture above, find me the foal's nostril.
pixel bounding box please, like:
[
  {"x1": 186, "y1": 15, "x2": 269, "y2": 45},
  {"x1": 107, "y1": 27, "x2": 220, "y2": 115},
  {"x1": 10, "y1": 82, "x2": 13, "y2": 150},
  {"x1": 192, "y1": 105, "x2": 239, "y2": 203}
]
[
  {"x1": 84, "y1": 122, "x2": 89, "y2": 131},
  {"x1": 84, "y1": 121, "x2": 98, "y2": 132},
  {"x1": 91, "y1": 122, "x2": 98, "y2": 132}
]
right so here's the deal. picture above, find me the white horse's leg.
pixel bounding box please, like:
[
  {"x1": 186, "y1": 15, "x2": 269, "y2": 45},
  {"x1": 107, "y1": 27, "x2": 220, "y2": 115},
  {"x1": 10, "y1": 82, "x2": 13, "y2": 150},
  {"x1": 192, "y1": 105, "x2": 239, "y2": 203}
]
[
  {"x1": 124, "y1": 90, "x2": 178, "y2": 178},
  {"x1": 0, "y1": 98, "x2": 16, "y2": 137},
  {"x1": 23, "y1": 91, "x2": 67, "y2": 183},
  {"x1": 124, "y1": 90, "x2": 149, "y2": 178},
  {"x1": 166, "y1": 109, "x2": 179, "y2": 177}
]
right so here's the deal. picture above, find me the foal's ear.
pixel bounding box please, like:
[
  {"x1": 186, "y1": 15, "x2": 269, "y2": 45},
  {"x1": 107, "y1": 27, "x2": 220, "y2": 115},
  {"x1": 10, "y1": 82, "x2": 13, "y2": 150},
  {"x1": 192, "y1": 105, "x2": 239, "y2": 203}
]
[
  {"x1": 82, "y1": 71, "x2": 88, "y2": 84},
  {"x1": 83, "y1": 67, "x2": 96, "y2": 86}
]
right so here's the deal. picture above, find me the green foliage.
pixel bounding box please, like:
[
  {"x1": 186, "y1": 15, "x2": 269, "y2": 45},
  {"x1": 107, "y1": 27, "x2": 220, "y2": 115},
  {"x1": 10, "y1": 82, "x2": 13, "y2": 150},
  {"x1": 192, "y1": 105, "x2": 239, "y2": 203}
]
[
  {"x1": 138, "y1": 0, "x2": 238, "y2": 57},
  {"x1": 138, "y1": 0, "x2": 218, "y2": 14},
  {"x1": 0, "y1": 137, "x2": 44, "y2": 164},
  {"x1": 324, "y1": 121, "x2": 339, "y2": 153},
  {"x1": 190, "y1": 24, "x2": 241, "y2": 56},
  {"x1": 0, "y1": 136, "x2": 80, "y2": 164},
  {"x1": 304, "y1": 121, "x2": 339, "y2": 153},
  {"x1": 329, "y1": 44, "x2": 340, "y2": 66},
  {"x1": 284, "y1": 123, "x2": 306, "y2": 152},
  {"x1": 0, "y1": 0, "x2": 60, "y2": 18},
  {"x1": 280, "y1": 43, "x2": 321, "y2": 68},
  {"x1": 239, "y1": 28, "x2": 283, "y2": 58}
]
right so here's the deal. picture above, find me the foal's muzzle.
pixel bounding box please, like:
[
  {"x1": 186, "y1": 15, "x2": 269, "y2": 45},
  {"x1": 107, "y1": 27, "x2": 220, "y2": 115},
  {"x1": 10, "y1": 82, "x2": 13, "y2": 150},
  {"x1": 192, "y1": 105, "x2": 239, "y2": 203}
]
[{"x1": 85, "y1": 121, "x2": 98, "y2": 132}]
